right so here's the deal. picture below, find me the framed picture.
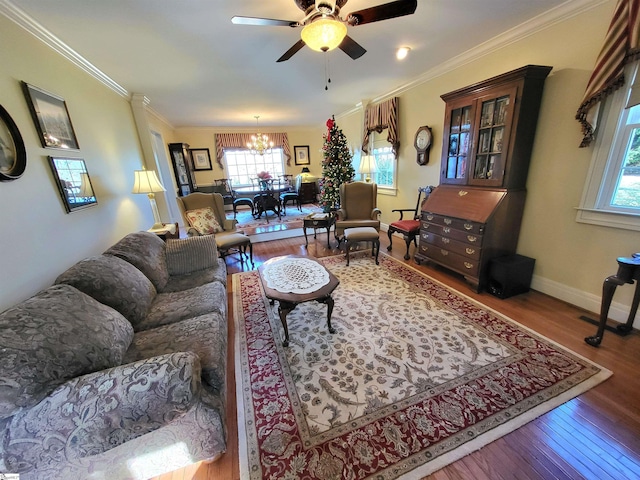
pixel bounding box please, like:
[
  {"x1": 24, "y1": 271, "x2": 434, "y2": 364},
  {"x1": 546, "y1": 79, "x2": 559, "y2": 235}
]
[
  {"x1": 190, "y1": 148, "x2": 212, "y2": 170},
  {"x1": 294, "y1": 145, "x2": 310, "y2": 165},
  {"x1": 0, "y1": 104, "x2": 27, "y2": 181},
  {"x1": 22, "y1": 82, "x2": 79, "y2": 149},
  {"x1": 48, "y1": 156, "x2": 97, "y2": 213}
]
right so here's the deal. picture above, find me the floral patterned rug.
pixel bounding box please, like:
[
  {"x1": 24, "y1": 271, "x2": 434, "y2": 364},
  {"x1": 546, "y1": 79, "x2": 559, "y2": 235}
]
[
  {"x1": 233, "y1": 253, "x2": 611, "y2": 480},
  {"x1": 230, "y1": 203, "x2": 321, "y2": 235}
]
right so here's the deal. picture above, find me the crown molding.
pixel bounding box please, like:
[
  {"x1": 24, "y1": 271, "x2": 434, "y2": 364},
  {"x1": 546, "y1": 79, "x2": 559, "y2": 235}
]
[
  {"x1": 0, "y1": 0, "x2": 128, "y2": 98},
  {"x1": 367, "y1": 0, "x2": 609, "y2": 106}
]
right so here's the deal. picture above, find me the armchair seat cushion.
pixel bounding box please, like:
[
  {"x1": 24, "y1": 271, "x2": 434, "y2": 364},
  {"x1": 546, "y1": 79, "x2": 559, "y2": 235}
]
[{"x1": 389, "y1": 219, "x2": 420, "y2": 234}]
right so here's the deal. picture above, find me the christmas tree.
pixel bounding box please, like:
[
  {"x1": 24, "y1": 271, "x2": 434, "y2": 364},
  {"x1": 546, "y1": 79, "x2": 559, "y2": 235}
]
[{"x1": 319, "y1": 117, "x2": 355, "y2": 211}]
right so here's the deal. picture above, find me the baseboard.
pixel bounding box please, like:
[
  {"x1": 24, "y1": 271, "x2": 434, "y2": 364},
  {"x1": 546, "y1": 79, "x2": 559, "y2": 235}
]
[{"x1": 382, "y1": 224, "x2": 636, "y2": 328}]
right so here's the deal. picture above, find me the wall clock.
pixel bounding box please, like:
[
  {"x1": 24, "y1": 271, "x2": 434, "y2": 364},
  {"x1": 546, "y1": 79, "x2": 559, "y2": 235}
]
[
  {"x1": 0, "y1": 104, "x2": 27, "y2": 181},
  {"x1": 414, "y1": 125, "x2": 432, "y2": 166}
]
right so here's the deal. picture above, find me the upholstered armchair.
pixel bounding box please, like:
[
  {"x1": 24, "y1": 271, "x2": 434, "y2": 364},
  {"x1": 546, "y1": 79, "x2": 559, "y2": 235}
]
[
  {"x1": 176, "y1": 192, "x2": 253, "y2": 264},
  {"x1": 334, "y1": 181, "x2": 381, "y2": 243}
]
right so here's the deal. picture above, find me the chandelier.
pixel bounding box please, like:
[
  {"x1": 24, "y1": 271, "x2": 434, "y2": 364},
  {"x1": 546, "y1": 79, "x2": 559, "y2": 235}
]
[{"x1": 247, "y1": 116, "x2": 274, "y2": 156}]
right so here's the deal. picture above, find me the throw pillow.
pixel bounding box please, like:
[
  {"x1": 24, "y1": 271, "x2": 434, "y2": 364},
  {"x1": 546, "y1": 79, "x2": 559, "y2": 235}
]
[
  {"x1": 166, "y1": 236, "x2": 218, "y2": 275},
  {"x1": 185, "y1": 207, "x2": 223, "y2": 235}
]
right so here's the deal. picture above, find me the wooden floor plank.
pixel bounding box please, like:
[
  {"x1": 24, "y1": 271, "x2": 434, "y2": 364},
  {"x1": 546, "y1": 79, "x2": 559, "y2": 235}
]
[{"x1": 150, "y1": 232, "x2": 640, "y2": 480}]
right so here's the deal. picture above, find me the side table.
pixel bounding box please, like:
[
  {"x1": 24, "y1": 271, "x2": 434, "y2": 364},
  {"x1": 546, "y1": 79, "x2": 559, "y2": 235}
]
[
  {"x1": 303, "y1": 213, "x2": 335, "y2": 248},
  {"x1": 148, "y1": 222, "x2": 179, "y2": 241}
]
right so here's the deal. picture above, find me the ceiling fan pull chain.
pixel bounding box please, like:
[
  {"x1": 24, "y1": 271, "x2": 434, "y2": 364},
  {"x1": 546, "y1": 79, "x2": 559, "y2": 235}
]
[{"x1": 325, "y1": 53, "x2": 331, "y2": 91}]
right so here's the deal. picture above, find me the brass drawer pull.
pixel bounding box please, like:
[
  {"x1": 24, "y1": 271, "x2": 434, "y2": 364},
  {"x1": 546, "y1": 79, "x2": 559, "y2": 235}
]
[
  {"x1": 443, "y1": 227, "x2": 451, "y2": 234},
  {"x1": 464, "y1": 262, "x2": 474, "y2": 269},
  {"x1": 467, "y1": 235, "x2": 477, "y2": 243},
  {"x1": 441, "y1": 238, "x2": 450, "y2": 244},
  {"x1": 441, "y1": 250, "x2": 449, "y2": 256},
  {"x1": 458, "y1": 190, "x2": 468, "y2": 196},
  {"x1": 444, "y1": 218, "x2": 452, "y2": 225},
  {"x1": 426, "y1": 215, "x2": 434, "y2": 221},
  {"x1": 465, "y1": 248, "x2": 475, "y2": 255},
  {"x1": 464, "y1": 223, "x2": 473, "y2": 230},
  {"x1": 423, "y1": 223, "x2": 430, "y2": 229}
]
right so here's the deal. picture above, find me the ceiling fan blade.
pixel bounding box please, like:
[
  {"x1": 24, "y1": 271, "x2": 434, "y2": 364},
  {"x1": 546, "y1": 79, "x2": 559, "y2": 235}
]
[
  {"x1": 231, "y1": 16, "x2": 298, "y2": 27},
  {"x1": 277, "y1": 39, "x2": 306, "y2": 62},
  {"x1": 339, "y1": 35, "x2": 366, "y2": 60},
  {"x1": 346, "y1": 0, "x2": 417, "y2": 26}
]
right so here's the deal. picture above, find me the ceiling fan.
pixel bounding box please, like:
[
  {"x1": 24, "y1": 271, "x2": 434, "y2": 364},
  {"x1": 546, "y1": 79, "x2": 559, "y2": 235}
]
[{"x1": 232, "y1": 0, "x2": 418, "y2": 62}]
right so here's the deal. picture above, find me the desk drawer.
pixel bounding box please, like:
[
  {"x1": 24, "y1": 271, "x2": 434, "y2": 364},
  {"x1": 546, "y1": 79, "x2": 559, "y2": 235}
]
[
  {"x1": 420, "y1": 232, "x2": 481, "y2": 260},
  {"x1": 417, "y1": 243, "x2": 480, "y2": 277},
  {"x1": 421, "y1": 213, "x2": 484, "y2": 235},
  {"x1": 420, "y1": 222, "x2": 483, "y2": 245}
]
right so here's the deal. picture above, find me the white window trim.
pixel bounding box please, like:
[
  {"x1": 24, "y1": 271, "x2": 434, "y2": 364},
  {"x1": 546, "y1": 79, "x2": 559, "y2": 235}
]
[
  {"x1": 575, "y1": 63, "x2": 640, "y2": 231},
  {"x1": 372, "y1": 133, "x2": 398, "y2": 196}
]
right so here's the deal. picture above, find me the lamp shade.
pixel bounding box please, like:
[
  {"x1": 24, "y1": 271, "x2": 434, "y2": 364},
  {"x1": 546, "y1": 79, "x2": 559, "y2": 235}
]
[
  {"x1": 358, "y1": 155, "x2": 378, "y2": 175},
  {"x1": 301, "y1": 18, "x2": 347, "y2": 52},
  {"x1": 301, "y1": 167, "x2": 311, "y2": 173},
  {"x1": 132, "y1": 169, "x2": 166, "y2": 194}
]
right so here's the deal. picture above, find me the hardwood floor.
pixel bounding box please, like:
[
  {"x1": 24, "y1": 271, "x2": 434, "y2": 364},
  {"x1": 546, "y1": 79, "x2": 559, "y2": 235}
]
[{"x1": 154, "y1": 232, "x2": 640, "y2": 480}]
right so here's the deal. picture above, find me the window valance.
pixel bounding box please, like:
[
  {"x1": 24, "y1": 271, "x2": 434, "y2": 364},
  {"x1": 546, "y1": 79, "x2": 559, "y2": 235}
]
[
  {"x1": 576, "y1": 0, "x2": 640, "y2": 147},
  {"x1": 361, "y1": 97, "x2": 399, "y2": 158},
  {"x1": 214, "y1": 132, "x2": 292, "y2": 169}
]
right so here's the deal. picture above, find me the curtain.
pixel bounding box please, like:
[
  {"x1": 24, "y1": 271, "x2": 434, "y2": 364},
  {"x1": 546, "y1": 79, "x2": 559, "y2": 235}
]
[
  {"x1": 361, "y1": 97, "x2": 399, "y2": 157},
  {"x1": 214, "y1": 133, "x2": 292, "y2": 168},
  {"x1": 576, "y1": 0, "x2": 640, "y2": 147}
]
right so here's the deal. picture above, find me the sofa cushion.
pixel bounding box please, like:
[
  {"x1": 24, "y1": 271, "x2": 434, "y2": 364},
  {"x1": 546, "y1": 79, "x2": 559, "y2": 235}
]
[
  {"x1": 0, "y1": 284, "x2": 134, "y2": 419},
  {"x1": 104, "y1": 231, "x2": 169, "y2": 291},
  {"x1": 124, "y1": 313, "x2": 227, "y2": 396},
  {"x1": 163, "y1": 258, "x2": 227, "y2": 292},
  {"x1": 55, "y1": 254, "x2": 156, "y2": 329},
  {"x1": 186, "y1": 207, "x2": 223, "y2": 235},
  {"x1": 138, "y1": 282, "x2": 226, "y2": 331},
  {"x1": 166, "y1": 235, "x2": 218, "y2": 276}
]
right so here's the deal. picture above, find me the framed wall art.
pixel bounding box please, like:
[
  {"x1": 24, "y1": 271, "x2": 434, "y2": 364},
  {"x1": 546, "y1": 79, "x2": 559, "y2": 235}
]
[
  {"x1": 0, "y1": 104, "x2": 27, "y2": 181},
  {"x1": 190, "y1": 148, "x2": 212, "y2": 170},
  {"x1": 22, "y1": 82, "x2": 79, "y2": 149},
  {"x1": 48, "y1": 156, "x2": 97, "y2": 212},
  {"x1": 294, "y1": 145, "x2": 310, "y2": 166}
]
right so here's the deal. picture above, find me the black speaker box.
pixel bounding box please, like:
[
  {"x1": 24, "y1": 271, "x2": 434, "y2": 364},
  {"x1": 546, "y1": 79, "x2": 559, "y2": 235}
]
[{"x1": 488, "y1": 254, "x2": 535, "y2": 299}]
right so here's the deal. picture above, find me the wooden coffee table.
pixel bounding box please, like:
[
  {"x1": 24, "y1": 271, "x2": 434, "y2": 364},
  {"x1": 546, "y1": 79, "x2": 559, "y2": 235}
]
[{"x1": 258, "y1": 255, "x2": 340, "y2": 346}]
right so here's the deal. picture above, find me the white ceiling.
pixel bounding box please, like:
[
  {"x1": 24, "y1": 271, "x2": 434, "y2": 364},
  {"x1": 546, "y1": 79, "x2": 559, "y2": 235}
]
[{"x1": 5, "y1": 0, "x2": 573, "y2": 128}]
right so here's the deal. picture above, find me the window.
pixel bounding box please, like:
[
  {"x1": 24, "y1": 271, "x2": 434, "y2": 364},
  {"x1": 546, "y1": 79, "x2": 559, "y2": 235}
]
[
  {"x1": 371, "y1": 132, "x2": 397, "y2": 194},
  {"x1": 223, "y1": 148, "x2": 285, "y2": 187},
  {"x1": 576, "y1": 61, "x2": 640, "y2": 230}
]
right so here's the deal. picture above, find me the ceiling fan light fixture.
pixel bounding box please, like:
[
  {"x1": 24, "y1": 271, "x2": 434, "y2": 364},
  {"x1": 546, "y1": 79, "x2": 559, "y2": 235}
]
[{"x1": 301, "y1": 17, "x2": 347, "y2": 52}]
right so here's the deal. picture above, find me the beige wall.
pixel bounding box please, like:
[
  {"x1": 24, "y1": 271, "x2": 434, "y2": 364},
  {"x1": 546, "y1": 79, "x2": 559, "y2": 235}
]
[
  {"x1": 1, "y1": 0, "x2": 637, "y2": 327},
  {"x1": 337, "y1": 0, "x2": 639, "y2": 325},
  {"x1": 0, "y1": 15, "x2": 152, "y2": 310}
]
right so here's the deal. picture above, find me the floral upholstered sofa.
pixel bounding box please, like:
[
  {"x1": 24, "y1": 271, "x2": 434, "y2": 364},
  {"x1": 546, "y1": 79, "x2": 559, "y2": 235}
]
[{"x1": 0, "y1": 232, "x2": 228, "y2": 480}]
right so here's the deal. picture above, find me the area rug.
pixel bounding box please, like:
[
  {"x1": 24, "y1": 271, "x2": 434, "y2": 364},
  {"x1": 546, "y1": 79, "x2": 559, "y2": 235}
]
[
  {"x1": 230, "y1": 203, "x2": 321, "y2": 232},
  {"x1": 233, "y1": 253, "x2": 611, "y2": 480}
]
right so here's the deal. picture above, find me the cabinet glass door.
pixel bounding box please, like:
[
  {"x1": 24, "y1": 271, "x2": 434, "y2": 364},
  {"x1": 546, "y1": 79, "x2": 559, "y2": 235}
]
[
  {"x1": 443, "y1": 104, "x2": 473, "y2": 183},
  {"x1": 470, "y1": 87, "x2": 516, "y2": 186}
]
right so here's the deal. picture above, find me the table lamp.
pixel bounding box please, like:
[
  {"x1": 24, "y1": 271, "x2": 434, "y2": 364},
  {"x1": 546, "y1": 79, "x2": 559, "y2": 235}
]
[
  {"x1": 132, "y1": 168, "x2": 166, "y2": 229},
  {"x1": 358, "y1": 155, "x2": 378, "y2": 183}
]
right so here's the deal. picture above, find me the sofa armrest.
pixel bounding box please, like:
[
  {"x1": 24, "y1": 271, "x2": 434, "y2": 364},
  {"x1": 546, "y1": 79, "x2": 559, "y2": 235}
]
[{"x1": 4, "y1": 352, "x2": 201, "y2": 466}]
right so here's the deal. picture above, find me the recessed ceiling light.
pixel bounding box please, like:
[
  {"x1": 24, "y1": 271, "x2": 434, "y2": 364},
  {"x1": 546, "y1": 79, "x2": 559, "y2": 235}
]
[{"x1": 396, "y1": 47, "x2": 411, "y2": 60}]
